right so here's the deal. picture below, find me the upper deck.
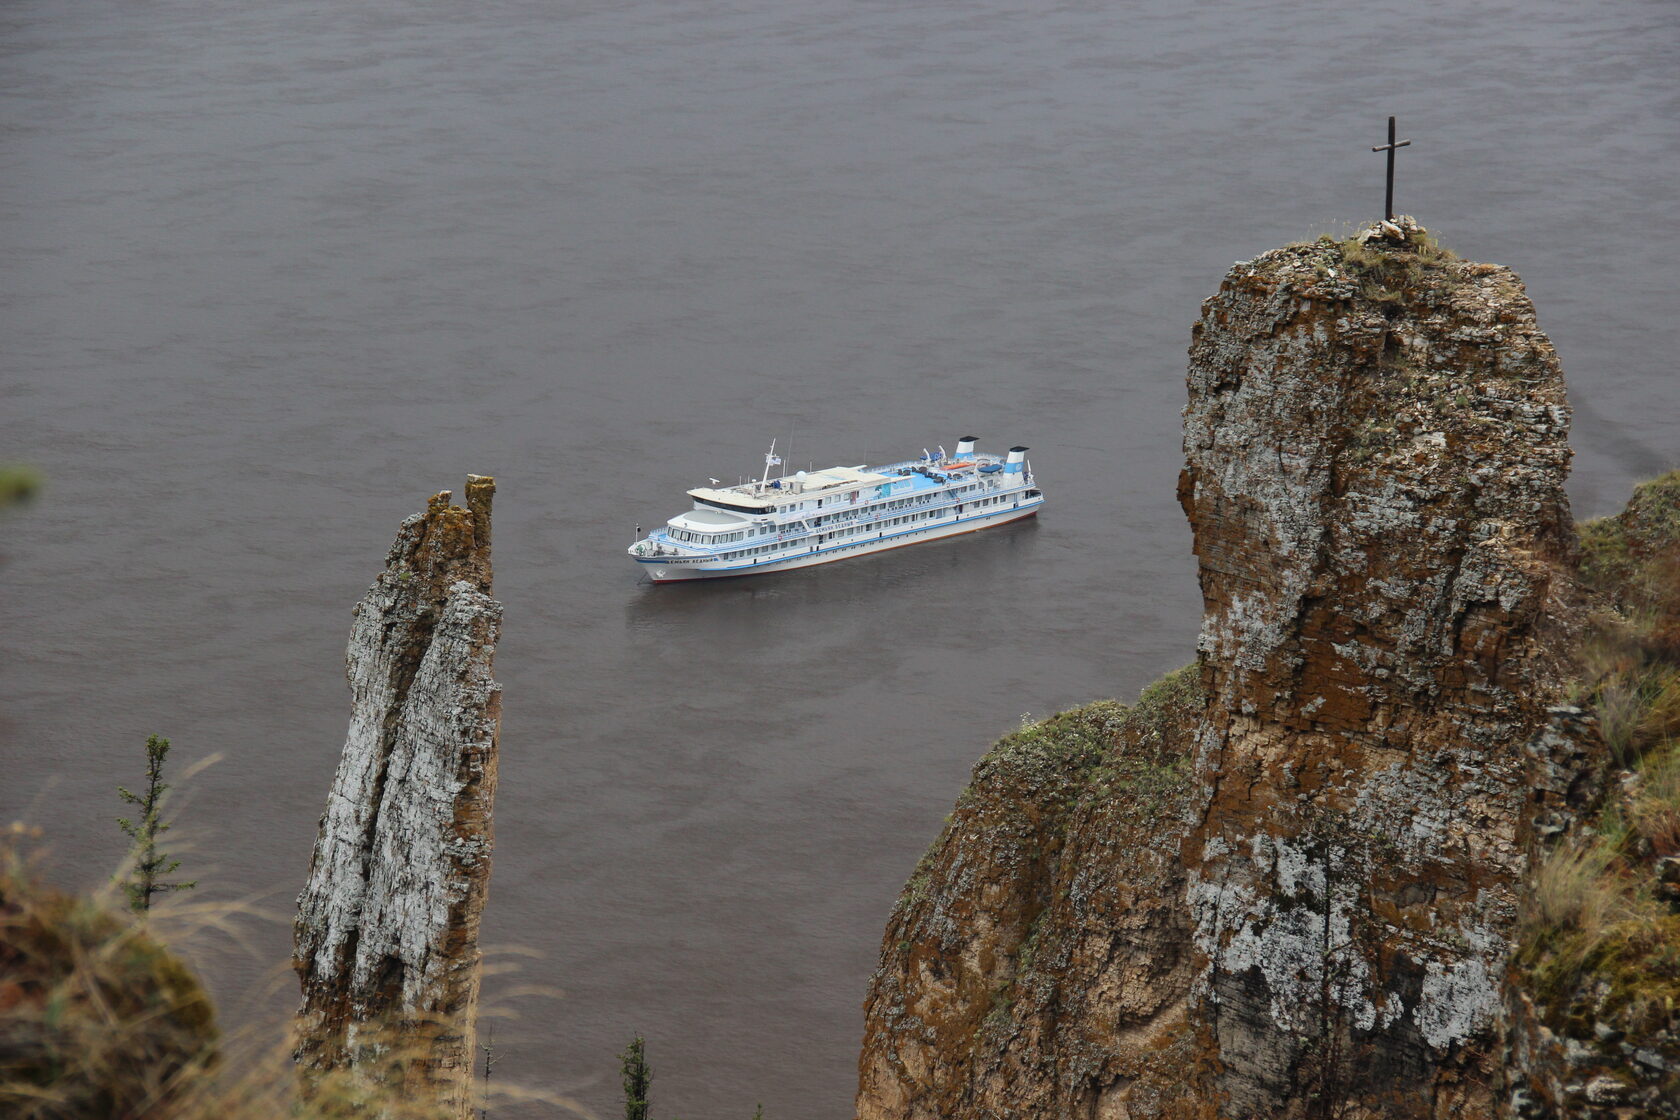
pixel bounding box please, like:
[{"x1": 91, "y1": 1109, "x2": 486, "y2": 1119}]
[
  {"x1": 686, "y1": 465, "x2": 896, "y2": 511},
  {"x1": 686, "y1": 457, "x2": 995, "y2": 515}
]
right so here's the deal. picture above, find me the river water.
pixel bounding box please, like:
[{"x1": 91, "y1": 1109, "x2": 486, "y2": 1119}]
[{"x1": 3, "y1": 0, "x2": 1675, "y2": 1115}]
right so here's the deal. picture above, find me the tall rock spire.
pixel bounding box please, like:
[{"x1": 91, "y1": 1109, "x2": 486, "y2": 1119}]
[
  {"x1": 294, "y1": 476, "x2": 502, "y2": 1118},
  {"x1": 1179, "y1": 219, "x2": 1584, "y2": 1115}
]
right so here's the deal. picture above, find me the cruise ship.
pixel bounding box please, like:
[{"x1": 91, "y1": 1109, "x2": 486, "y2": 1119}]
[{"x1": 628, "y1": 437, "x2": 1043, "y2": 582}]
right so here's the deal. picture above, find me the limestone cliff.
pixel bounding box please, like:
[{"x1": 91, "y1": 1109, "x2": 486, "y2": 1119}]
[
  {"x1": 859, "y1": 220, "x2": 1612, "y2": 1119},
  {"x1": 294, "y1": 477, "x2": 501, "y2": 1119}
]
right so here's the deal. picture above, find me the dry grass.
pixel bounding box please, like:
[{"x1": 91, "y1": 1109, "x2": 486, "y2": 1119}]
[
  {"x1": 1319, "y1": 226, "x2": 1462, "y2": 304},
  {"x1": 1513, "y1": 471, "x2": 1680, "y2": 1044},
  {"x1": 1638, "y1": 672, "x2": 1680, "y2": 749},
  {"x1": 0, "y1": 838, "x2": 582, "y2": 1120},
  {"x1": 1516, "y1": 768, "x2": 1680, "y2": 1038},
  {"x1": 165, "y1": 1026, "x2": 585, "y2": 1120},
  {"x1": 0, "y1": 843, "x2": 218, "y2": 1120},
  {"x1": 1570, "y1": 609, "x2": 1680, "y2": 767},
  {"x1": 1629, "y1": 741, "x2": 1680, "y2": 858},
  {"x1": 1527, "y1": 838, "x2": 1625, "y2": 939}
]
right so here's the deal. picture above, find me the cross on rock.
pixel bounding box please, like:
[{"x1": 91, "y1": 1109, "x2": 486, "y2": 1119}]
[{"x1": 1371, "y1": 116, "x2": 1412, "y2": 222}]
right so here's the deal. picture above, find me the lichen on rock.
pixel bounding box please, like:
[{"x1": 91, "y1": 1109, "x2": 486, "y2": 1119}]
[{"x1": 294, "y1": 476, "x2": 501, "y2": 1119}]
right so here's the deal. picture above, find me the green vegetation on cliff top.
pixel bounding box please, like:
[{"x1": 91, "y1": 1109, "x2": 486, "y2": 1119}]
[
  {"x1": 1515, "y1": 469, "x2": 1680, "y2": 1076},
  {"x1": 959, "y1": 662, "x2": 1202, "y2": 812},
  {"x1": 900, "y1": 663, "x2": 1204, "y2": 916}
]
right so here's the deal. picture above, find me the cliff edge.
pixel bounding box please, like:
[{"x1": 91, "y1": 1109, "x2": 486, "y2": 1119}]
[{"x1": 859, "y1": 220, "x2": 1618, "y2": 1118}]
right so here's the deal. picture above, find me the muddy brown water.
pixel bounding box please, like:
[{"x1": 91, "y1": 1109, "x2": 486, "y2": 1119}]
[{"x1": 3, "y1": 0, "x2": 1675, "y2": 1115}]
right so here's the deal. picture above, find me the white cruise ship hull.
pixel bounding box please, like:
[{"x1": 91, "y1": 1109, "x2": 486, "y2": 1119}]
[{"x1": 634, "y1": 492, "x2": 1042, "y2": 583}]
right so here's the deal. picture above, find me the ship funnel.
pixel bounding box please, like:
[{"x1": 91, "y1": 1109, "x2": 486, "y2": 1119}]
[
  {"x1": 1004, "y1": 445, "x2": 1027, "y2": 482},
  {"x1": 955, "y1": 436, "x2": 977, "y2": 460}
]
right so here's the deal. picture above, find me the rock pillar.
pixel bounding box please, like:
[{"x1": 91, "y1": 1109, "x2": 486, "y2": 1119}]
[
  {"x1": 294, "y1": 476, "x2": 501, "y2": 1118},
  {"x1": 1179, "y1": 221, "x2": 1579, "y2": 1116}
]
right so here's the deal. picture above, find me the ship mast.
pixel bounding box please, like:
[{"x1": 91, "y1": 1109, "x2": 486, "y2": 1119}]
[{"x1": 756, "y1": 439, "x2": 781, "y2": 492}]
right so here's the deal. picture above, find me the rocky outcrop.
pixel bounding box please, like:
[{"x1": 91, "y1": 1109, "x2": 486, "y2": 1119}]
[
  {"x1": 859, "y1": 220, "x2": 1608, "y2": 1119},
  {"x1": 1179, "y1": 217, "x2": 1589, "y2": 1116},
  {"x1": 294, "y1": 477, "x2": 501, "y2": 1119},
  {"x1": 858, "y1": 669, "x2": 1206, "y2": 1119}
]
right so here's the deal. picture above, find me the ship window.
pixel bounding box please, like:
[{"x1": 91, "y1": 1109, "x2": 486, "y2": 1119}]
[{"x1": 696, "y1": 498, "x2": 767, "y2": 515}]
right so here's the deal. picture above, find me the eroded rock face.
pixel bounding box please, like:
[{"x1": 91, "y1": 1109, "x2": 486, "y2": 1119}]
[
  {"x1": 858, "y1": 671, "x2": 1206, "y2": 1119},
  {"x1": 295, "y1": 476, "x2": 501, "y2": 1119},
  {"x1": 1178, "y1": 221, "x2": 1584, "y2": 1116}
]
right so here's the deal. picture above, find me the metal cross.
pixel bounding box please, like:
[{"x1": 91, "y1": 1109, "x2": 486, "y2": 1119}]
[{"x1": 1370, "y1": 115, "x2": 1412, "y2": 222}]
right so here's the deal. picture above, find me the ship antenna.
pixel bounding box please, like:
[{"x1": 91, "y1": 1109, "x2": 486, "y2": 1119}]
[{"x1": 757, "y1": 439, "x2": 782, "y2": 491}]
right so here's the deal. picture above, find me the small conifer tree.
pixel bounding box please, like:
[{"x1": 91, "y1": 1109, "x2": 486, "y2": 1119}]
[
  {"x1": 621, "y1": 1034, "x2": 651, "y2": 1120},
  {"x1": 116, "y1": 734, "x2": 195, "y2": 913},
  {"x1": 480, "y1": 1023, "x2": 497, "y2": 1120}
]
